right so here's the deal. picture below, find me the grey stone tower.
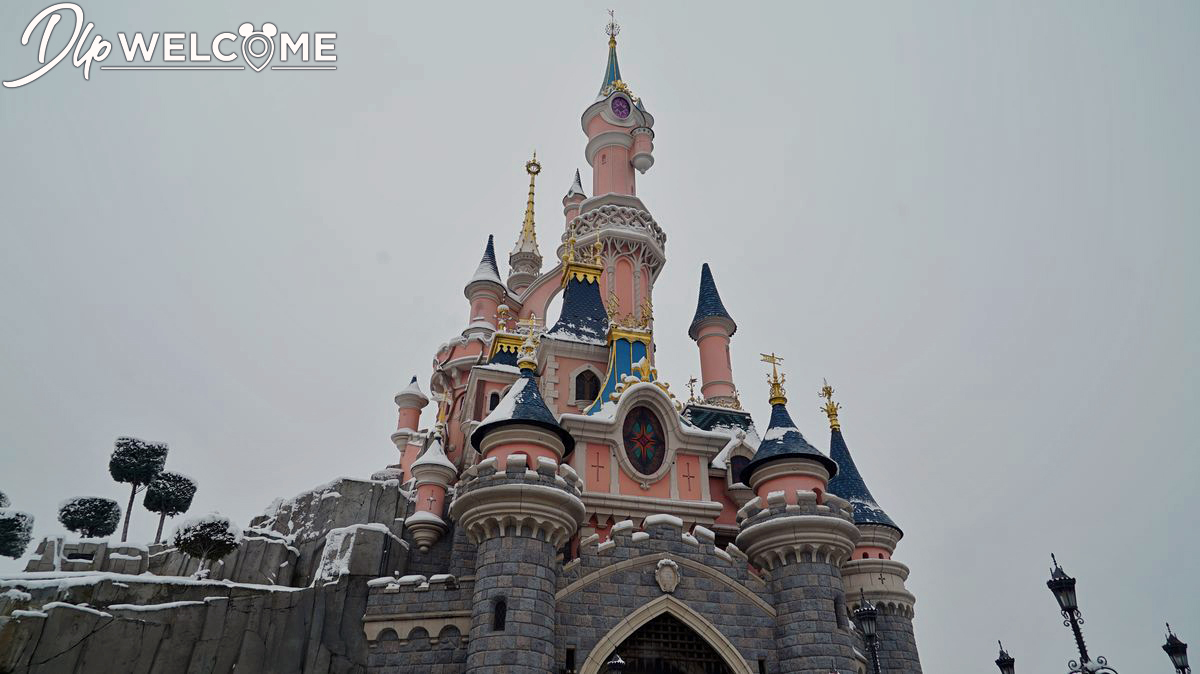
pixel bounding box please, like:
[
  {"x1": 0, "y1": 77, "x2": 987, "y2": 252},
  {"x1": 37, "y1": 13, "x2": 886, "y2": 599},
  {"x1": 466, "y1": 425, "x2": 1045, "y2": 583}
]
[
  {"x1": 736, "y1": 370, "x2": 862, "y2": 674},
  {"x1": 825, "y1": 383, "x2": 923, "y2": 673},
  {"x1": 448, "y1": 351, "x2": 585, "y2": 674}
]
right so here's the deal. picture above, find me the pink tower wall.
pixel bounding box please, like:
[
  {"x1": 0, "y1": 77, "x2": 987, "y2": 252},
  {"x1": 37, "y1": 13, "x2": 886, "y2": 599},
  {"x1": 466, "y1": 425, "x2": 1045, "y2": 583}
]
[{"x1": 695, "y1": 328, "x2": 736, "y2": 400}]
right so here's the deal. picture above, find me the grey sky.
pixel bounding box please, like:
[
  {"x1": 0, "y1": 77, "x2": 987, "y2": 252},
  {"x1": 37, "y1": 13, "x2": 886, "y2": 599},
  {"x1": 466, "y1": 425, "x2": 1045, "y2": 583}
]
[{"x1": 1, "y1": 1, "x2": 1196, "y2": 671}]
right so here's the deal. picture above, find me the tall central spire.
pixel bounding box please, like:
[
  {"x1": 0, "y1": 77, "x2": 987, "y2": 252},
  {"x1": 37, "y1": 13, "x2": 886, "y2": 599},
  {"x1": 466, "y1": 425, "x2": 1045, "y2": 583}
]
[{"x1": 507, "y1": 153, "x2": 544, "y2": 293}]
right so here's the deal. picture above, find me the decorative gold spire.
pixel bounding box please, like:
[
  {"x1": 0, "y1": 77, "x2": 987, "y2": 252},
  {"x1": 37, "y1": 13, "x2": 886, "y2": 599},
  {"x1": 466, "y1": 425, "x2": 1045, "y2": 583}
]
[
  {"x1": 760, "y1": 353, "x2": 787, "y2": 405},
  {"x1": 819, "y1": 378, "x2": 841, "y2": 431},
  {"x1": 517, "y1": 152, "x2": 541, "y2": 251},
  {"x1": 515, "y1": 314, "x2": 543, "y2": 371},
  {"x1": 605, "y1": 9, "x2": 619, "y2": 48}
]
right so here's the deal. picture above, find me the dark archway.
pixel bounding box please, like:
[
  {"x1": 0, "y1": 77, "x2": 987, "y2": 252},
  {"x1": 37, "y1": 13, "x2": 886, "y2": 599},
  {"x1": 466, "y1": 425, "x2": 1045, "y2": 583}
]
[{"x1": 606, "y1": 613, "x2": 732, "y2": 674}]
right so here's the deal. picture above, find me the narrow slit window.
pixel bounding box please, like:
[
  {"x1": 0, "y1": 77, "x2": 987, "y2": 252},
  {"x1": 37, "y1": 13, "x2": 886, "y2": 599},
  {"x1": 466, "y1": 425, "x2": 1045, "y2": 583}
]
[{"x1": 492, "y1": 598, "x2": 507, "y2": 631}]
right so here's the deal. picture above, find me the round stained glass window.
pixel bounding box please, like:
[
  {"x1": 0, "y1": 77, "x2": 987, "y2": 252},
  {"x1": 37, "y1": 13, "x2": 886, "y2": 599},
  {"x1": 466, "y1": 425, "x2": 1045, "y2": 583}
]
[
  {"x1": 623, "y1": 406, "x2": 665, "y2": 475},
  {"x1": 611, "y1": 96, "x2": 631, "y2": 119}
]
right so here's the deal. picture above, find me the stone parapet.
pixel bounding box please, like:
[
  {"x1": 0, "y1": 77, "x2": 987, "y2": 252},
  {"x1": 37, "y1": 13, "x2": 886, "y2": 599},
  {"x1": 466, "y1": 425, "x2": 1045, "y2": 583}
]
[{"x1": 450, "y1": 455, "x2": 585, "y2": 549}]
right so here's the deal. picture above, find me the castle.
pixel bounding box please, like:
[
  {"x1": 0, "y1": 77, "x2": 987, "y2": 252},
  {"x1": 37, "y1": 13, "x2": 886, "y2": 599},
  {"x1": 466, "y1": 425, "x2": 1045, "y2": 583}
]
[{"x1": 0, "y1": 20, "x2": 922, "y2": 674}]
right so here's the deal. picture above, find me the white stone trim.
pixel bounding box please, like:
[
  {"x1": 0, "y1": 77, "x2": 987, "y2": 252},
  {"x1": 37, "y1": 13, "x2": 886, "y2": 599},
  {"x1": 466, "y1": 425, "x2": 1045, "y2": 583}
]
[{"x1": 735, "y1": 514, "x2": 860, "y2": 569}]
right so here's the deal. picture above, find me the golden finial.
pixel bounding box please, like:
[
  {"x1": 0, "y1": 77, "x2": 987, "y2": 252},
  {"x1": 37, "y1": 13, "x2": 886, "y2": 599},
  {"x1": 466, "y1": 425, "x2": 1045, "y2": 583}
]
[
  {"x1": 760, "y1": 353, "x2": 787, "y2": 405},
  {"x1": 591, "y1": 239, "x2": 604, "y2": 263},
  {"x1": 686, "y1": 376, "x2": 698, "y2": 403},
  {"x1": 516, "y1": 333, "x2": 539, "y2": 372},
  {"x1": 605, "y1": 9, "x2": 620, "y2": 47},
  {"x1": 819, "y1": 379, "x2": 841, "y2": 431}
]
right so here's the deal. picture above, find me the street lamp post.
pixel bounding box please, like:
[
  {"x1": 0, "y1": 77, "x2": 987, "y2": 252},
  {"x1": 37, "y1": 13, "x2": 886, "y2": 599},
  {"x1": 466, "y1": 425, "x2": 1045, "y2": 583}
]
[
  {"x1": 994, "y1": 641, "x2": 1015, "y2": 674},
  {"x1": 1163, "y1": 624, "x2": 1190, "y2": 674},
  {"x1": 1045, "y1": 555, "x2": 1118, "y2": 674},
  {"x1": 853, "y1": 590, "x2": 882, "y2": 674}
]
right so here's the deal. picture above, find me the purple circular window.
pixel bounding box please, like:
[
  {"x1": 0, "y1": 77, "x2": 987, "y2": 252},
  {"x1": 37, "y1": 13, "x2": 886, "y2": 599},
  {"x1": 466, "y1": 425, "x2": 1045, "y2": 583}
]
[{"x1": 611, "y1": 97, "x2": 631, "y2": 119}]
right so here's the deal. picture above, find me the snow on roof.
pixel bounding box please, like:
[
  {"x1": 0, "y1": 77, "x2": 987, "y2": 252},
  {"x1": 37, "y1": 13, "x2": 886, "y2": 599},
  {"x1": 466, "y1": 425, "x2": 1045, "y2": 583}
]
[
  {"x1": 565, "y1": 169, "x2": 586, "y2": 199},
  {"x1": 743, "y1": 402, "x2": 837, "y2": 483},
  {"x1": 826, "y1": 428, "x2": 901, "y2": 533},
  {"x1": 468, "y1": 235, "x2": 503, "y2": 286},
  {"x1": 410, "y1": 434, "x2": 456, "y2": 472},
  {"x1": 471, "y1": 372, "x2": 574, "y2": 453},
  {"x1": 395, "y1": 376, "x2": 429, "y2": 404}
]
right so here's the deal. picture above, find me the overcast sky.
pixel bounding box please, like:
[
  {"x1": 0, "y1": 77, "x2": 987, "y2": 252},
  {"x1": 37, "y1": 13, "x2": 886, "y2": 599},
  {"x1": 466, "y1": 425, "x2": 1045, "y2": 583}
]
[{"x1": 1, "y1": 1, "x2": 1197, "y2": 671}]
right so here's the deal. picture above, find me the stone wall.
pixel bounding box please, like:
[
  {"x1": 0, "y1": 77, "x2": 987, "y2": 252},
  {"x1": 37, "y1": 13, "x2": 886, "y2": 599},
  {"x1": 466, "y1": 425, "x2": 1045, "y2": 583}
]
[
  {"x1": 0, "y1": 574, "x2": 366, "y2": 673},
  {"x1": 876, "y1": 607, "x2": 923, "y2": 674},
  {"x1": 557, "y1": 516, "x2": 775, "y2": 674}
]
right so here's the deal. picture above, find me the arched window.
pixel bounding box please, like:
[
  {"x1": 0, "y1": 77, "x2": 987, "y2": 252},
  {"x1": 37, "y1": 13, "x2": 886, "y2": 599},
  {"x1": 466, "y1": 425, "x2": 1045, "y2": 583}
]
[
  {"x1": 492, "y1": 598, "x2": 507, "y2": 631},
  {"x1": 488, "y1": 391, "x2": 501, "y2": 412},
  {"x1": 575, "y1": 370, "x2": 601, "y2": 405},
  {"x1": 729, "y1": 456, "x2": 750, "y2": 485}
]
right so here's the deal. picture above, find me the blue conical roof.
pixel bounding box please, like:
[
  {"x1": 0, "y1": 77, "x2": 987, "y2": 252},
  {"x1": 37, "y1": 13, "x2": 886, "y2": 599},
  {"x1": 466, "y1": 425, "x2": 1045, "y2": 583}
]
[
  {"x1": 826, "y1": 428, "x2": 901, "y2": 533},
  {"x1": 469, "y1": 235, "x2": 502, "y2": 285},
  {"x1": 740, "y1": 403, "x2": 837, "y2": 484},
  {"x1": 688, "y1": 263, "x2": 736, "y2": 339},
  {"x1": 546, "y1": 276, "x2": 609, "y2": 345},
  {"x1": 471, "y1": 369, "x2": 575, "y2": 455}
]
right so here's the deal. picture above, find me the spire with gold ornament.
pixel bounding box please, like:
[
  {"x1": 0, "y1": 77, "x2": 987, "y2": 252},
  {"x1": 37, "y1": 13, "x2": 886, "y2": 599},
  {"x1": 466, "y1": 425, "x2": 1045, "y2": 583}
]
[
  {"x1": 507, "y1": 153, "x2": 543, "y2": 293},
  {"x1": 739, "y1": 354, "x2": 838, "y2": 485}
]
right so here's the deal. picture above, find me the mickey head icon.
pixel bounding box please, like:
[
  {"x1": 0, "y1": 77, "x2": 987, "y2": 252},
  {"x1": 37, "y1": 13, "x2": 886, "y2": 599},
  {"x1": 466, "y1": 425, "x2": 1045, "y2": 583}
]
[{"x1": 238, "y1": 22, "x2": 277, "y2": 72}]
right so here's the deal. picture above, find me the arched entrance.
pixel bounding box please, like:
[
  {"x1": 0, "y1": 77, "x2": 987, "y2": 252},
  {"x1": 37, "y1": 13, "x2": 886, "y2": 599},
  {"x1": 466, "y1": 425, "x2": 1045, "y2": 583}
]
[
  {"x1": 578, "y1": 595, "x2": 752, "y2": 674},
  {"x1": 608, "y1": 613, "x2": 731, "y2": 673}
]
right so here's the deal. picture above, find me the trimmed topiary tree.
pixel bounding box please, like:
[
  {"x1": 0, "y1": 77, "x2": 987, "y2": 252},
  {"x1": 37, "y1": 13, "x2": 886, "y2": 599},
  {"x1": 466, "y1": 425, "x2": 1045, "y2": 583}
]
[
  {"x1": 0, "y1": 509, "x2": 34, "y2": 559},
  {"x1": 173, "y1": 513, "x2": 241, "y2": 575},
  {"x1": 143, "y1": 472, "x2": 197, "y2": 544},
  {"x1": 58, "y1": 496, "x2": 122, "y2": 538},
  {"x1": 109, "y1": 436, "x2": 168, "y2": 542}
]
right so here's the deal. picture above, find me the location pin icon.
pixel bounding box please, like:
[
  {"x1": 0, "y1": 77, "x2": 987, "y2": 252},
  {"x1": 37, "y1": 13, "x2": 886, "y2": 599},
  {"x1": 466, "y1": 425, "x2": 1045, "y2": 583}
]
[{"x1": 238, "y1": 23, "x2": 277, "y2": 72}]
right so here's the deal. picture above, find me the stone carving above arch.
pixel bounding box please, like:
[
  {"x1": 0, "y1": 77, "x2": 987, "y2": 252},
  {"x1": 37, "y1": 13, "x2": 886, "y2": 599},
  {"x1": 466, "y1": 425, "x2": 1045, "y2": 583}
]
[
  {"x1": 577, "y1": 594, "x2": 753, "y2": 674},
  {"x1": 654, "y1": 558, "x2": 680, "y2": 593}
]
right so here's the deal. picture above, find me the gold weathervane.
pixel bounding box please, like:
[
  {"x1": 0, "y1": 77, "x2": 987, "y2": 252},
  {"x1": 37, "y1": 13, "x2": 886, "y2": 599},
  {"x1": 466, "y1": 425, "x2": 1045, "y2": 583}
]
[
  {"x1": 760, "y1": 353, "x2": 787, "y2": 405},
  {"x1": 605, "y1": 9, "x2": 620, "y2": 46},
  {"x1": 686, "y1": 376, "x2": 698, "y2": 403},
  {"x1": 819, "y1": 379, "x2": 841, "y2": 431}
]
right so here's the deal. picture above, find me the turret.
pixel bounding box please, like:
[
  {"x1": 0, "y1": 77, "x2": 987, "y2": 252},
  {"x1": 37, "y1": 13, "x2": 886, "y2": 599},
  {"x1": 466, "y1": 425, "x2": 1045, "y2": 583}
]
[
  {"x1": 736, "y1": 355, "x2": 860, "y2": 673},
  {"x1": 465, "y1": 235, "x2": 505, "y2": 333},
  {"x1": 450, "y1": 337, "x2": 585, "y2": 673},
  {"x1": 393, "y1": 376, "x2": 429, "y2": 432},
  {"x1": 562, "y1": 169, "x2": 586, "y2": 223},
  {"x1": 688, "y1": 263, "x2": 740, "y2": 408},
  {"x1": 508, "y1": 154, "x2": 543, "y2": 294},
  {"x1": 822, "y1": 382, "x2": 923, "y2": 673},
  {"x1": 404, "y1": 426, "x2": 456, "y2": 552},
  {"x1": 580, "y1": 16, "x2": 655, "y2": 198}
]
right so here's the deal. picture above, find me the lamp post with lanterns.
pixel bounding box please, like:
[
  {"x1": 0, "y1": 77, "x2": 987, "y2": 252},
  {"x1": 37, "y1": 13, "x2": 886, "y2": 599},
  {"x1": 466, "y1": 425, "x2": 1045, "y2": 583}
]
[
  {"x1": 852, "y1": 590, "x2": 883, "y2": 674},
  {"x1": 1164, "y1": 624, "x2": 1190, "y2": 674},
  {"x1": 1045, "y1": 555, "x2": 1118, "y2": 674}
]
